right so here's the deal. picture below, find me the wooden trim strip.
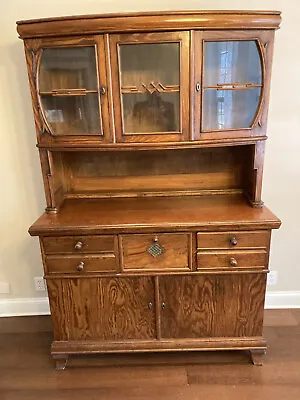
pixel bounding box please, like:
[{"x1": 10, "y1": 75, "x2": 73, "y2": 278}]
[{"x1": 17, "y1": 11, "x2": 281, "y2": 39}]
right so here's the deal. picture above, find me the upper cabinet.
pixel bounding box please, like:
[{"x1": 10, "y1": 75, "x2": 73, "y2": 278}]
[
  {"x1": 25, "y1": 36, "x2": 112, "y2": 145},
  {"x1": 110, "y1": 32, "x2": 189, "y2": 143},
  {"x1": 19, "y1": 12, "x2": 279, "y2": 147},
  {"x1": 193, "y1": 31, "x2": 275, "y2": 140}
]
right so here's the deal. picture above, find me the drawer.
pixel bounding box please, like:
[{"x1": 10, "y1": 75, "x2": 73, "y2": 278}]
[
  {"x1": 197, "y1": 231, "x2": 270, "y2": 250},
  {"x1": 46, "y1": 254, "x2": 117, "y2": 274},
  {"x1": 196, "y1": 250, "x2": 267, "y2": 270},
  {"x1": 42, "y1": 235, "x2": 115, "y2": 254},
  {"x1": 120, "y1": 233, "x2": 191, "y2": 271}
]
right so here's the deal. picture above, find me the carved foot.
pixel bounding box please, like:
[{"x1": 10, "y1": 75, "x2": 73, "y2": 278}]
[
  {"x1": 53, "y1": 355, "x2": 68, "y2": 371},
  {"x1": 249, "y1": 349, "x2": 266, "y2": 366}
]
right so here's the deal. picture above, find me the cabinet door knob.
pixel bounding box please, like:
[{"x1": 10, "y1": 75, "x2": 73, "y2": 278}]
[
  {"x1": 100, "y1": 87, "x2": 106, "y2": 95},
  {"x1": 230, "y1": 237, "x2": 238, "y2": 246},
  {"x1": 148, "y1": 302, "x2": 153, "y2": 310},
  {"x1": 161, "y1": 302, "x2": 166, "y2": 310},
  {"x1": 196, "y1": 83, "x2": 201, "y2": 92},
  {"x1": 76, "y1": 261, "x2": 84, "y2": 272},
  {"x1": 229, "y1": 257, "x2": 238, "y2": 267},
  {"x1": 74, "y1": 241, "x2": 83, "y2": 250}
]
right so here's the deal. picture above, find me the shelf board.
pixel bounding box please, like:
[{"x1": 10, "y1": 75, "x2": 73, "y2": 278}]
[{"x1": 29, "y1": 194, "x2": 281, "y2": 236}]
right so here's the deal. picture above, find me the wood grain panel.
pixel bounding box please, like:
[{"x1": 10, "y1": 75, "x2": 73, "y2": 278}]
[
  {"x1": 197, "y1": 230, "x2": 270, "y2": 249},
  {"x1": 47, "y1": 277, "x2": 156, "y2": 341},
  {"x1": 159, "y1": 274, "x2": 266, "y2": 339},
  {"x1": 196, "y1": 250, "x2": 267, "y2": 270},
  {"x1": 45, "y1": 254, "x2": 117, "y2": 274},
  {"x1": 42, "y1": 235, "x2": 115, "y2": 254},
  {"x1": 120, "y1": 233, "x2": 191, "y2": 271}
]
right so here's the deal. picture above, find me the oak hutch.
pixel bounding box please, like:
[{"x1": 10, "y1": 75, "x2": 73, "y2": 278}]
[{"x1": 17, "y1": 10, "x2": 281, "y2": 370}]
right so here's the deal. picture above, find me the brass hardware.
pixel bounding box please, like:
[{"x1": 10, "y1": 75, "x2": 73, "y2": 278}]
[
  {"x1": 76, "y1": 261, "x2": 84, "y2": 272},
  {"x1": 196, "y1": 83, "x2": 201, "y2": 92},
  {"x1": 229, "y1": 257, "x2": 238, "y2": 267},
  {"x1": 148, "y1": 302, "x2": 153, "y2": 310},
  {"x1": 100, "y1": 87, "x2": 106, "y2": 95},
  {"x1": 161, "y1": 302, "x2": 166, "y2": 309},
  {"x1": 147, "y1": 237, "x2": 164, "y2": 257},
  {"x1": 74, "y1": 241, "x2": 83, "y2": 250},
  {"x1": 230, "y1": 237, "x2": 238, "y2": 246}
]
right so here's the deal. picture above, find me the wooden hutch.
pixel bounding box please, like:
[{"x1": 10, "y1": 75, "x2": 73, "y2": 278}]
[{"x1": 17, "y1": 10, "x2": 281, "y2": 370}]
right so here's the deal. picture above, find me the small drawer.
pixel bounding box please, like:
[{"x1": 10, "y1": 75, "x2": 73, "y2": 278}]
[
  {"x1": 46, "y1": 254, "x2": 117, "y2": 274},
  {"x1": 42, "y1": 235, "x2": 115, "y2": 254},
  {"x1": 196, "y1": 250, "x2": 267, "y2": 270},
  {"x1": 120, "y1": 233, "x2": 191, "y2": 271},
  {"x1": 197, "y1": 231, "x2": 270, "y2": 250}
]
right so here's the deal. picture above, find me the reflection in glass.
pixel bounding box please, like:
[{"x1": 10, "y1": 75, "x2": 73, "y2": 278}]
[
  {"x1": 119, "y1": 43, "x2": 180, "y2": 133},
  {"x1": 204, "y1": 41, "x2": 262, "y2": 86},
  {"x1": 122, "y1": 92, "x2": 179, "y2": 133},
  {"x1": 203, "y1": 88, "x2": 261, "y2": 130},
  {"x1": 41, "y1": 94, "x2": 100, "y2": 135},
  {"x1": 39, "y1": 47, "x2": 98, "y2": 91}
]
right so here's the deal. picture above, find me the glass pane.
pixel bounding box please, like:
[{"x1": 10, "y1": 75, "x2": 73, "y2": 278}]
[
  {"x1": 119, "y1": 43, "x2": 180, "y2": 133},
  {"x1": 41, "y1": 93, "x2": 100, "y2": 135},
  {"x1": 202, "y1": 88, "x2": 261, "y2": 130},
  {"x1": 122, "y1": 92, "x2": 179, "y2": 133},
  {"x1": 39, "y1": 47, "x2": 98, "y2": 91},
  {"x1": 204, "y1": 41, "x2": 262, "y2": 86}
]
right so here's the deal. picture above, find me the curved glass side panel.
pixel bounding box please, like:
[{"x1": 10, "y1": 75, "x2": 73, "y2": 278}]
[
  {"x1": 202, "y1": 40, "x2": 263, "y2": 131},
  {"x1": 38, "y1": 47, "x2": 101, "y2": 136}
]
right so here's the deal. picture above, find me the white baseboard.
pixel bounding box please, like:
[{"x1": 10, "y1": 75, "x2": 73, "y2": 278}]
[
  {"x1": 264, "y1": 291, "x2": 300, "y2": 309},
  {"x1": 0, "y1": 291, "x2": 300, "y2": 317},
  {"x1": 0, "y1": 297, "x2": 50, "y2": 317}
]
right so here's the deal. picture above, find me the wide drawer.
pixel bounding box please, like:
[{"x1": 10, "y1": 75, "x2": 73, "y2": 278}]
[
  {"x1": 120, "y1": 233, "x2": 191, "y2": 271},
  {"x1": 197, "y1": 231, "x2": 270, "y2": 250},
  {"x1": 196, "y1": 250, "x2": 267, "y2": 270},
  {"x1": 42, "y1": 235, "x2": 115, "y2": 254},
  {"x1": 46, "y1": 254, "x2": 117, "y2": 274}
]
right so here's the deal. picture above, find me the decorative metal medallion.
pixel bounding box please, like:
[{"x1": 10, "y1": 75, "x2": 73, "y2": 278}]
[{"x1": 147, "y1": 241, "x2": 164, "y2": 257}]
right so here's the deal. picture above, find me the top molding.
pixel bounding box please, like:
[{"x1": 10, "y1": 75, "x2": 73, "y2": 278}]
[{"x1": 17, "y1": 10, "x2": 281, "y2": 39}]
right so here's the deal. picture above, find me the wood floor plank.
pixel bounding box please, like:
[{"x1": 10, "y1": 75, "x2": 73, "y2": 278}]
[{"x1": 0, "y1": 310, "x2": 299, "y2": 399}]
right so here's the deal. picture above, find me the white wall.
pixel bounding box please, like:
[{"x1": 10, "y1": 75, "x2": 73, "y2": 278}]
[{"x1": 1, "y1": 0, "x2": 299, "y2": 313}]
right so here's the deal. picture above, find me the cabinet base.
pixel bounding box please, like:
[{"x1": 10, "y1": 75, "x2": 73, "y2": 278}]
[{"x1": 51, "y1": 337, "x2": 266, "y2": 369}]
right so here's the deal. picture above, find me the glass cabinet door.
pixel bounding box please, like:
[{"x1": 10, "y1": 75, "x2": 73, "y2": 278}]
[
  {"x1": 110, "y1": 32, "x2": 189, "y2": 142},
  {"x1": 200, "y1": 37, "x2": 264, "y2": 134},
  {"x1": 38, "y1": 45, "x2": 103, "y2": 136}
]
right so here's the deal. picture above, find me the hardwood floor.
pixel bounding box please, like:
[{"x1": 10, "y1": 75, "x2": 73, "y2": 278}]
[{"x1": 0, "y1": 309, "x2": 299, "y2": 399}]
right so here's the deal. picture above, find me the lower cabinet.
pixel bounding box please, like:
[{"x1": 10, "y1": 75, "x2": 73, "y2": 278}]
[
  {"x1": 159, "y1": 274, "x2": 266, "y2": 339},
  {"x1": 47, "y1": 273, "x2": 266, "y2": 343},
  {"x1": 47, "y1": 277, "x2": 156, "y2": 341}
]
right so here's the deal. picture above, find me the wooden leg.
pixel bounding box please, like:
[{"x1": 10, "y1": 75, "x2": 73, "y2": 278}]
[
  {"x1": 249, "y1": 349, "x2": 266, "y2": 366},
  {"x1": 53, "y1": 355, "x2": 68, "y2": 371}
]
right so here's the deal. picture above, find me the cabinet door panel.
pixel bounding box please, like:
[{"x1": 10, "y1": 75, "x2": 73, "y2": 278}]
[
  {"x1": 160, "y1": 274, "x2": 266, "y2": 338},
  {"x1": 110, "y1": 32, "x2": 189, "y2": 143},
  {"x1": 31, "y1": 35, "x2": 111, "y2": 143},
  {"x1": 47, "y1": 277, "x2": 156, "y2": 341},
  {"x1": 193, "y1": 30, "x2": 275, "y2": 140}
]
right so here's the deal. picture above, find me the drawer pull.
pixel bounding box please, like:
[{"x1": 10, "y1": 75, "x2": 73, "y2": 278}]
[
  {"x1": 74, "y1": 241, "x2": 83, "y2": 250},
  {"x1": 76, "y1": 261, "x2": 84, "y2": 272},
  {"x1": 148, "y1": 302, "x2": 153, "y2": 310},
  {"x1": 230, "y1": 237, "x2": 238, "y2": 246},
  {"x1": 147, "y1": 237, "x2": 164, "y2": 258},
  {"x1": 229, "y1": 257, "x2": 238, "y2": 267}
]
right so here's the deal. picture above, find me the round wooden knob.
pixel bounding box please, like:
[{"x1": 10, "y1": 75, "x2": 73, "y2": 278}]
[
  {"x1": 76, "y1": 261, "x2": 84, "y2": 272},
  {"x1": 74, "y1": 241, "x2": 83, "y2": 250},
  {"x1": 230, "y1": 237, "x2": 238, "y2": 246},
  {"x1": 229, "y1": 257, "x2": 238, "y2": 267}
]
